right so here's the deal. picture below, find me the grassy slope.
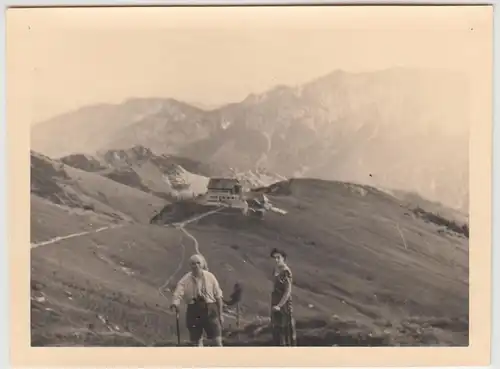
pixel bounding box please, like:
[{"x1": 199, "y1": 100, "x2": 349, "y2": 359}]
[
  {"x1": 31, "y1": 224, "x2": 185, "y2": 346},
  {"x1": 30, "y1": 158, "x2": 468, "y2": 346},
  {"x1": 166, "y1": 179, "x2": 468, "y2": 344},
  {"x1": 62, "y1": 165, "x2": 166, "y2": 223},
  {"x1": 31, "y1": 195, "x2": 116, "y2": 244}
]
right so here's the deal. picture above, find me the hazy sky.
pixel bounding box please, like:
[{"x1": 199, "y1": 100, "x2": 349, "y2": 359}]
[{"x1": 7, "y1": 6, "x2": 491, "y2": 124}]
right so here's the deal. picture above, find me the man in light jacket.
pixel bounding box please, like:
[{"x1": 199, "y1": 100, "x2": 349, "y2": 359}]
[{"x1": 170, "y1": 254, "x2": 224, "y2": 346}]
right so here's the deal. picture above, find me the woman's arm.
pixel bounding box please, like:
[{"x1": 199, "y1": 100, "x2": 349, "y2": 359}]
[{"x1": 276, "y1": 270, "x2": 292, "y2": 308}]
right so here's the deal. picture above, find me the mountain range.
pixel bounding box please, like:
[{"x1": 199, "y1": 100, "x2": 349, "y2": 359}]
[{"x1": 31, "y1": 67, "x2": 470, "y2": 212}]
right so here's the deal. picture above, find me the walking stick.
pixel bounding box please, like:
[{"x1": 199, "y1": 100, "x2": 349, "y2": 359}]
[{"x1": 224, "y1": 283, "x2": 243, "y2": 344}]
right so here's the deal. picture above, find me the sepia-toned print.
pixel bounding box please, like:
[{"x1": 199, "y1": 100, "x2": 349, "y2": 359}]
[{"x1": 25, "y1": 5, "x2": 483, "y2": 349}]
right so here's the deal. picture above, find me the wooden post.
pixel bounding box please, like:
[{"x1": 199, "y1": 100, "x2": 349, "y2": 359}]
[
  {"x1": 236, "y1": 303, "x2": 240, "y2": 329},
  {"x1": 236, "y1": 303, "x2": 241, "y2": 342}
]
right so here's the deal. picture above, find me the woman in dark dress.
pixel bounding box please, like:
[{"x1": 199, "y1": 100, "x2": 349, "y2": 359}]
[{"x1": 270, "y1": 248, "x2": 297, "y2": 346}]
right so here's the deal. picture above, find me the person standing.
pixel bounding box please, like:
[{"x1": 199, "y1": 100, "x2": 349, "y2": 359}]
[
  {"x1": 270, "y1": 248, "x2": 297, "y2": 346},
  {"x1": 170, "y1": 254, "x2": 224, "y2": 346}
]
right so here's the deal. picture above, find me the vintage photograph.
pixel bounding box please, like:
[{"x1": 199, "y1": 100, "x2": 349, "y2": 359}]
[{"x1": 26, "y1": 5, "x2": 480, "y2": 348}]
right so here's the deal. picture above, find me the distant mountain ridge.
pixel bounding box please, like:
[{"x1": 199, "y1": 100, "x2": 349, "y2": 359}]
[
  {"x1": 31, "y1": 67, "x2": 469, "y2": 212},
  {"x1": 58, "y1": 146, "x2": 222, "y2": 201},
  {"x1": 57, "y1": 145, "x2": 286, "y2": 203}
]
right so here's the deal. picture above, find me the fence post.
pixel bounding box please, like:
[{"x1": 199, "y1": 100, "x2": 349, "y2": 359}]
[
  {"x1": 236, "y1": 303, "x2": 241, "y2": 343},
  {"x1": 236, "y1": 303, "x2": 240, "y2": 329}
]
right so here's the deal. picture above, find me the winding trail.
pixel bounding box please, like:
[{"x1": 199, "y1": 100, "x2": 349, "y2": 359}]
[
  {"x1": 180, "y1": 227, "x2": 200, "y2": 253},
  {"x1": 156, "y1": 206, "x2": 247, "y2": 327},
  {"x1": 31, "y1": 207, "x2": 223, "y2": 296},
  {"x1": 31, "y1": 224, "x2": 125, "y2": 249},
  {"x1": 32, "y1": 205, "x2": 236, "y2": 327},
  {"x1": 158, "y1": 207, "x2": 224, "y2": 303},
  {"x1": 157, "y1": 234, "x2": 186, "y2": 308}
]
